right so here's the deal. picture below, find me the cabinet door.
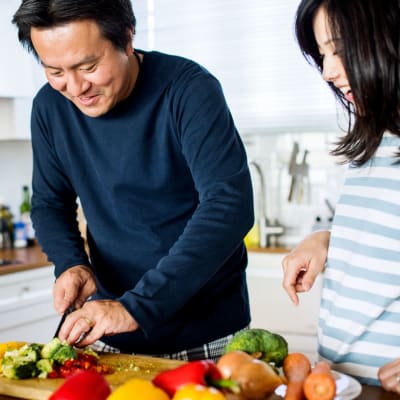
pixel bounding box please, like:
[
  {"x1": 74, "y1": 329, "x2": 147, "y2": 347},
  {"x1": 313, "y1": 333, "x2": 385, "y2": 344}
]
[
  {"x1": 0, "y1": 266, "x2": 59, "y2": 343},
  {"x1": 0, "y1": 1, "x2": 35, "y2": 97}
]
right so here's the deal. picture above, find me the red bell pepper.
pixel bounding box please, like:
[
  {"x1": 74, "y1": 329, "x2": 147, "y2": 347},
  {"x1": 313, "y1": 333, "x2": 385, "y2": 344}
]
[
  {"x1": 152, "y1": 360, "x2": 239, "y2": 396},
  {"x1": 49, "y1": 370, "x2": 111, "y2": 400}
]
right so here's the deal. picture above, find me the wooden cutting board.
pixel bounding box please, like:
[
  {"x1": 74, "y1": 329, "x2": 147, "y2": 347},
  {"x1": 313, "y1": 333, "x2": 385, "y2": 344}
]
[{"x1": 0, "y1": 353, "x2": 184, "y2": 400}]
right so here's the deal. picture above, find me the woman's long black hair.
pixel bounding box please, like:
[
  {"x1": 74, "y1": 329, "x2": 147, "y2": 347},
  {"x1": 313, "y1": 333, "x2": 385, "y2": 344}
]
[{"x1": 295, "y1": 0, "x2": 400, "y2": 165}]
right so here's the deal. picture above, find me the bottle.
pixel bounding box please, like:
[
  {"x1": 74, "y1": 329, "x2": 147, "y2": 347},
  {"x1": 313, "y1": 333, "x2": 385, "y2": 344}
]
[
  {"x1": 20, "y1": 185, "x2": 35, "y2": 246},
  {"x1": 0, "y1": 205, "x2": 14, "y2": 249}
]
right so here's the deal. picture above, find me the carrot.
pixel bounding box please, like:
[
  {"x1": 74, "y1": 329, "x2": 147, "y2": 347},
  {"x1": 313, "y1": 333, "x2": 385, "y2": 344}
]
[
  {"x1": 282, "y1": 353, "x2": 312, "y2": 400},
  {"x1": 303, "y1": 361, "x2": 336, "y2": 400}
]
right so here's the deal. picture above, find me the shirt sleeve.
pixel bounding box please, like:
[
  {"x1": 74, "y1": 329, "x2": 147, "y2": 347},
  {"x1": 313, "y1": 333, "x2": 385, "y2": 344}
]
[
  {"x1": 30, "y1": 96, "x2": 91, "y2": 277},
  {"x1": 118, "y1": 69, "x2": 254, "y2": 336}
]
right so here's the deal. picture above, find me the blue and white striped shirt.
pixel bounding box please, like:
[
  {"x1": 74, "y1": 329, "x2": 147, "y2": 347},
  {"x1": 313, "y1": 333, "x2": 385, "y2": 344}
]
[{"x1": 318, "y1": 133, "x2": 400, "y2": 386}]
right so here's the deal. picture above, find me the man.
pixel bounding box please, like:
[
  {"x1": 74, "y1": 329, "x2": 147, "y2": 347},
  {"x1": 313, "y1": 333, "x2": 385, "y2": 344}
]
[{"x1": 12, "y1": 0, "x2": 254, "y2": 360}]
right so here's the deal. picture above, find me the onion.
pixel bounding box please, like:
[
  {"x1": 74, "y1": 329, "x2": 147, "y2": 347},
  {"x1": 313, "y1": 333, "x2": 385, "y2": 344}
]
[
  {"x1": 230, "y1": 359, "x2": 282, "y2": 400},
  {"x1": 216, "y1": 350, "x2": 254, "y2": 379}
]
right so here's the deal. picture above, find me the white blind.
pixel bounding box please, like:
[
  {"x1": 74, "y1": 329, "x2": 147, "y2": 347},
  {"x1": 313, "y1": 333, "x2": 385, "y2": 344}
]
[{"x1": 132, "y1": 0, "x2": 338, "y2": 134}]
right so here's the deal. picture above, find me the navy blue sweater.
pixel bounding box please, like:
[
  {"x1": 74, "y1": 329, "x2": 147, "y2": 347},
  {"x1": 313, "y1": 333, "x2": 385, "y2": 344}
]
[{"x1": 31, "y1": 50, "x2": 254, "y2": 354}]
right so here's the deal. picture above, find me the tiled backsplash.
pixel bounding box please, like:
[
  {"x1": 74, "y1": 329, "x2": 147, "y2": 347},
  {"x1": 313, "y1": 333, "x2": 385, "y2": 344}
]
[{"x1": 243, "y1": 132, "x2": 346, "y2": 248}]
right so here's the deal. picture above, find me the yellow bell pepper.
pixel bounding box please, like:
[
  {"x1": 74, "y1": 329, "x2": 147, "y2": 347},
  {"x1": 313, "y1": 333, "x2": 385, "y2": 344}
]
[
  {"x1": 0, "y1": 341, "x2": 27, "y2": 358},
  {"x1": 172, "y1": 383, "x2": 226, "y2": 400},
  {"x1": 107, "y1": 378, "x2": 169, "y2": 400}
]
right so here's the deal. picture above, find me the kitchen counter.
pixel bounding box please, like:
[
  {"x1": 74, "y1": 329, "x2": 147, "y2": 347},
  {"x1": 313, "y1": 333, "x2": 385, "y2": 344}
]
[
  {"x1": 0, "y1": 245, "x2": 51, "y2": 275},
  {"x1": 0, "y1": 384, "x2": 397, "y2": 400},
  {"x1": 247, "y1": 246, "x2": 291, "y2": 254}
]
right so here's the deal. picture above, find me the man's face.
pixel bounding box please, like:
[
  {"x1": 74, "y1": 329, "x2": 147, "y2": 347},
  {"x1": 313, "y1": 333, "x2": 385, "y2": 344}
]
[{"x1": 31, "y1": 20, "x2": 136, "y2": 117}]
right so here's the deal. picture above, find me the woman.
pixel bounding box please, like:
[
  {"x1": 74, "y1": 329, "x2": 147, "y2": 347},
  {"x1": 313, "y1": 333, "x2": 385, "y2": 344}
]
[{"x1": 282, "y1": 0, "x2": 400, "y2": 393}]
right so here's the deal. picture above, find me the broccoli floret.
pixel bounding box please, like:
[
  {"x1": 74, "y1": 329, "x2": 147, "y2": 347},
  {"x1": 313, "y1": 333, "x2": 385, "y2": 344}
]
[
  {"x1": 36, "y1": 358, "x2": 54, "y2": 378},
  {"x1": 41, "y1": 338, "x2": 62, "y2": 360},
  {"x1": 52, "y1": 343, "x2": 77, "y2": 364},
  {"x1": 1, "y1": 357, "x2": 38, "y2": 379},
  {"x1": 224, "y1": 328, "x2": 288, "y2": 367},
  {"x1": 19, "y1": 343, "x2": 43, "y2": 362}
]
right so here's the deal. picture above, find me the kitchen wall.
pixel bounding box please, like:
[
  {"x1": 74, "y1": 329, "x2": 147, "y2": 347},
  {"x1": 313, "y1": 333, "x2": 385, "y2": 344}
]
[
  {"x1": 0, "y1": 140, "x2": 33, "y2": 219},
  {"x1": 243, "y1": 131, "x2": 346, "y2": 248},
  {"x1": 0, "y1": 129, "x2": 346, "y2": 247}
]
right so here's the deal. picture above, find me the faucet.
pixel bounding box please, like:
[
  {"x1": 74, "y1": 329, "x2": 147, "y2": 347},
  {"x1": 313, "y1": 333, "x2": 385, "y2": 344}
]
[{"x1": 249, "y1": 161, "x2": 284, "y2": 248}]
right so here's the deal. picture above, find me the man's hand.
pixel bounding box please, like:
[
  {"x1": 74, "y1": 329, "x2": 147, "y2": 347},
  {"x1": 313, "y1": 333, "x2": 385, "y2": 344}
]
[
  {"x1": 58, "y1": 299, "x2": 139, "y2": 346},
  {"x1": 53, "y1": 265, "x2": 97, "y2": 314},
  {"x1": 282, "y1": 230, "x2": 330, "y2": 305}
]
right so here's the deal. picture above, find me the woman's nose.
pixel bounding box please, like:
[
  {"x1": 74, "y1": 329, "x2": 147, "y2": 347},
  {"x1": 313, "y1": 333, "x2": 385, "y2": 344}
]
[{"x1": 322, "y1": 58, "x2": 340, "y2": 83}]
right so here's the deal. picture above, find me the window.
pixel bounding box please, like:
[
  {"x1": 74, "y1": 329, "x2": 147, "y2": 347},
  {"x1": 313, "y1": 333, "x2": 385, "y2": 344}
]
[{"x1": 132, "y1": 1, "x2": 339, "y2": 134}]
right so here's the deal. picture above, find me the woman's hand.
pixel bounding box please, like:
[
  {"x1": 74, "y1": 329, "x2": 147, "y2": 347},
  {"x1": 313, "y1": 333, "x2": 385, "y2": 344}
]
[
  {"x1": 378, "y1": 359, "x2": 400, "y2": 394},
  {"x1": 58, "y1": 299, "x2": 139, "y2": 346},
  {"x1": 282, "y1": 230, "x2": 330, "y2": 305}
]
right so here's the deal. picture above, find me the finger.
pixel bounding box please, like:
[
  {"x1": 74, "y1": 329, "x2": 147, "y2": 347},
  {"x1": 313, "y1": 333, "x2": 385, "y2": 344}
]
[
  {"x1": 67, "y1": 317, "x2": 95, "y2": 345},
  {"x1": 53, "y1": 283, "x2": 77, "y2": 315},
  {"x1": 282, "y1": 266, "x2": 301, "y2": 305}
]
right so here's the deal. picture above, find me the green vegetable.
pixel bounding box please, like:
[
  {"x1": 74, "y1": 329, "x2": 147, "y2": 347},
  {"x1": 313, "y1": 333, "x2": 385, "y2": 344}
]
[
  {"x1": 1, "y1": 343, "x2": 43, "y2": 379},
  {"x1": 1, "y1": 338, "x2": 100, "y2": 380},
  {"x1": 52, "y1": 343, "x2": 77, "y2": 364},
  {"x1": 224, "y1": 328, "x2": 288, "y2": 367},
  {"x1": 2, "y1": 358, "x2": 38, "y2": 379},
  {"x1": 37, "y1": 358, "x2": 54, "y2": 378},
  {"x1": 41, "y1": 338, "x2": 62, "y2": 360},
  {"x1": 82, "y1": 346, "x2": 99, "y2": 360}
]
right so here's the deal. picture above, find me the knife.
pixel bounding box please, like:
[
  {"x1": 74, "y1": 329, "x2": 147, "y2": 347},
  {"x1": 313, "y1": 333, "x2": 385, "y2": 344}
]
[{"x1": 53, "y1": 305, "x2": 74, "y2": 338}]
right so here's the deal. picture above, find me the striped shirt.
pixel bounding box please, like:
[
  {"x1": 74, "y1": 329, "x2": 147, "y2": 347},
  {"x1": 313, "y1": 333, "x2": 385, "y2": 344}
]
[{"x1": 318, "y1": 133, "x2": 400, "y2": 386}]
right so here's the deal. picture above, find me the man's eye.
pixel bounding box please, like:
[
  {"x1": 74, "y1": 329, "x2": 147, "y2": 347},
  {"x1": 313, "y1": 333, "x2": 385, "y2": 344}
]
[
  {"x1": 81, "y1": 64, "x2": 96, "y2": 72},
  {"x1": 49, "y1": 70, "x2": 63, "y2": 77}
]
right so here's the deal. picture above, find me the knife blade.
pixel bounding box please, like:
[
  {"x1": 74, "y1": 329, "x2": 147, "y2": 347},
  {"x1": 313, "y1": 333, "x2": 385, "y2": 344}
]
[{"x1": 53, "y1": 305, "x2": 74, "y2": 338}]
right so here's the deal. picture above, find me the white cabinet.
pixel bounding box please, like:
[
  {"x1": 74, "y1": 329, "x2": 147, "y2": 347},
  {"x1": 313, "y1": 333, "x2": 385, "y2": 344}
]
[
  {"x1": 246, "y1": 252, "x2": 323, "y2": 362},
  {"x1": 0, "y1": 1, "x2": 35, "y2": 98},
  {"x1": 0, "y1": 266, "x2": 59, "y2": 343},
  {"x1": 0, "y1": 2, "x2": 46, "y2": 139}
]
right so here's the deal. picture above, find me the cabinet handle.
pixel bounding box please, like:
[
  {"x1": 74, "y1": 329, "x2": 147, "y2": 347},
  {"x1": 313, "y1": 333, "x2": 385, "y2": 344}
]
[{"x1": 18, "y1": 286, "x2": 30, "y2": 296}]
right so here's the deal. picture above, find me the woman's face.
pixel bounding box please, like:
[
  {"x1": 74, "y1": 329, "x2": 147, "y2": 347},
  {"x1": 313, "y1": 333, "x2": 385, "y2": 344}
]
[{"x1": 313, "y1": 6, "x2": 354, "y2": 104}]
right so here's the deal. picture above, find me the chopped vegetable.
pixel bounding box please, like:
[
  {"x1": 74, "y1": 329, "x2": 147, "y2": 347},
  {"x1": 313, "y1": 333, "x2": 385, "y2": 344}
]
[
  {"x1": 172, "y1": 383, "x2": 226, "y2": 400},
  {"x1": 37, "y1": 358, "x2": 54, "y2": 378},
  {"x1": 303, "y1": 361, "x2": 336, "y2": 400},
  {"x1": 224, "y1": 328, "x2": 288, "y2": 367},
  {"x1": 1, "y1": 358, "x2": 38, "y2": 380},
  {"x1": 107, "y1": 377, "x2": 169, "y2": 400},
  {"x1": 49, "y1": 370, "x2": 111, "y2": 400},
  {"x1": 0, "y1": 339, "x2": 109, "y2": 380},
  {"x1": 1, "y1": 343, "x2": 42, "y2": 379},
  {"x1": 51, "y1": 343, "x2": 78, "y2": 364},
  {"x1": 41, "y1": 338, "x2": 63, "y2": 359}
]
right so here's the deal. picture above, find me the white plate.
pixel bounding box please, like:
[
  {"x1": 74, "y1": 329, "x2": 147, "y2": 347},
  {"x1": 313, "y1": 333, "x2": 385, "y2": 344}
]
[{"x1": 275, "y1": 371, "x2": 362, "y2": 400}]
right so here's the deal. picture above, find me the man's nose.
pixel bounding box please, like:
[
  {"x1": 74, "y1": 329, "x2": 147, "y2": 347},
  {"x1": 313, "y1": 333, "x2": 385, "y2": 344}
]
[{"x1": 65, "y1": 72, "x2": 89, "y2": 96}]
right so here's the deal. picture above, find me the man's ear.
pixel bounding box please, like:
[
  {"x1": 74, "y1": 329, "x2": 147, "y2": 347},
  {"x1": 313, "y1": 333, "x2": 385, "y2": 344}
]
[{"x1": 125, "y1": 28, "x2": 134, "y2": 55}]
